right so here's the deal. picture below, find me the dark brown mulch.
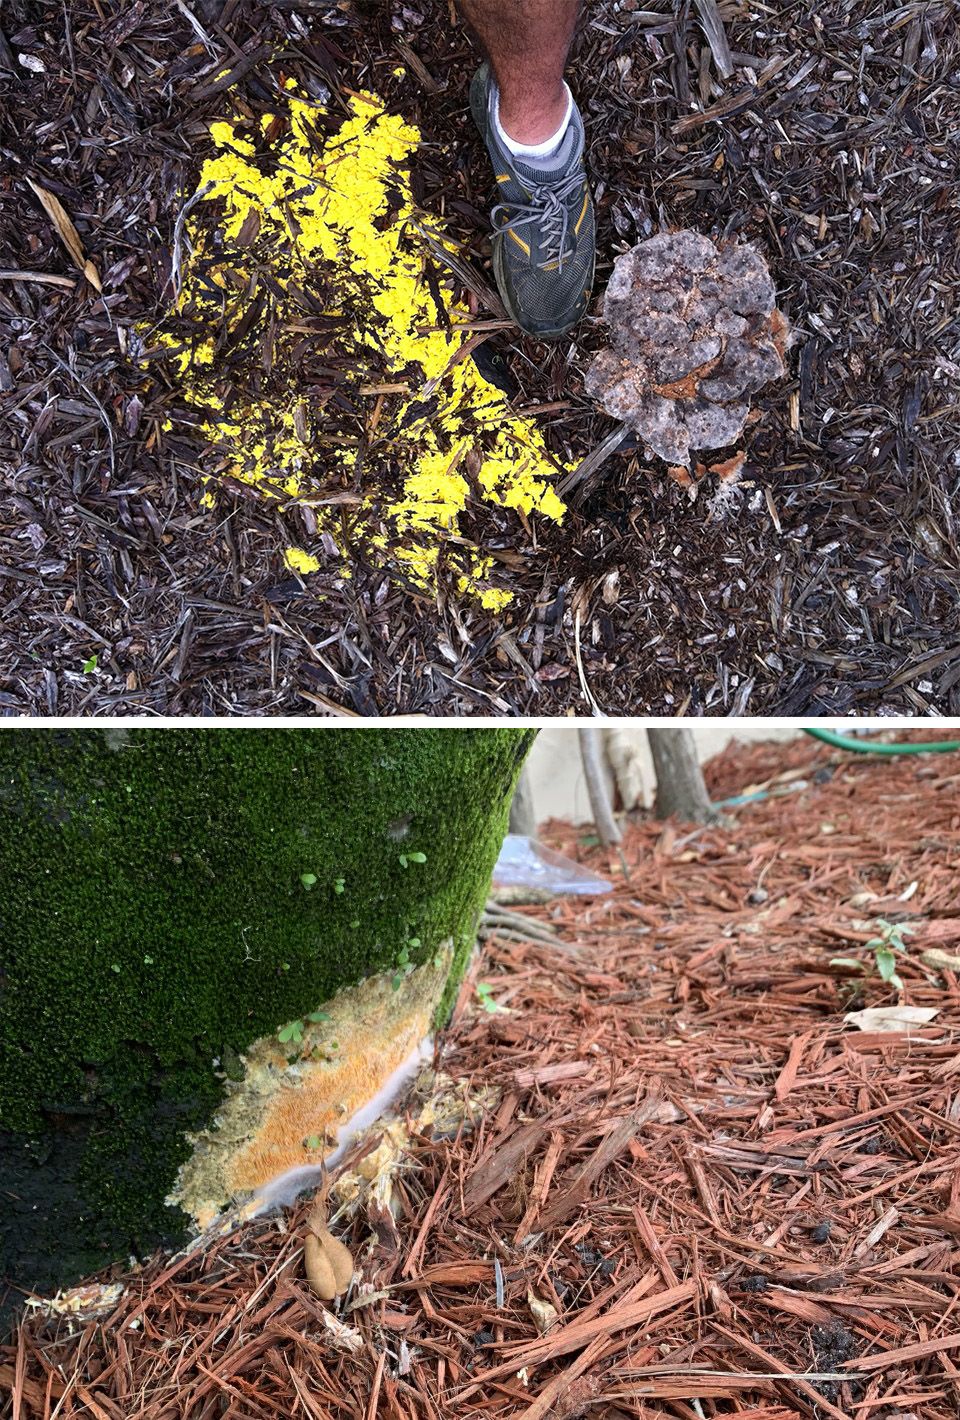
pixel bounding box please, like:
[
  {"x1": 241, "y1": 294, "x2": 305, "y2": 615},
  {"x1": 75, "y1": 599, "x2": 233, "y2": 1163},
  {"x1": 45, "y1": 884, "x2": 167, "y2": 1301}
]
[
  {"x1": 1, "y1": 0, "x2": 958, "y2": 716},
  {"x1": 5, "y1": 731, "x2": 960, "y2": 1417}
]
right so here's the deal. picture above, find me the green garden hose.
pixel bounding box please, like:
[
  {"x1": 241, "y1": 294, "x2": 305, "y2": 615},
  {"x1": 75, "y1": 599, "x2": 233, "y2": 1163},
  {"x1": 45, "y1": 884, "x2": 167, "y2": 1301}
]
[{"x1": 804, "y1": 728, "x2": 960, "y2": 755}]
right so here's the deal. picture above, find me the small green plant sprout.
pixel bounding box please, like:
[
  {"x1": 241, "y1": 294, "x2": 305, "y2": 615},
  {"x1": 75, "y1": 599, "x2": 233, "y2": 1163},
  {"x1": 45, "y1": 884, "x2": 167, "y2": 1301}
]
[
  {"x1": 306, "y1": 1011, "x2": 330, "y2": 1024},
  {"x1": 143, "y1": 955, "x2": 154, "y2": 965},
  {"x1": 476, "y1": 981, "x2": 508, "y2": 1014},
  {"x1": 300, "y1": 872, "x2": 317, "y2": 890},
  {"x1": 392, "y1": 942, "x2": 417, "y2": 991},
  {"x1": 398, "y1": 851, "x2": 427, "y2": 868},
  {"x1": 333, "y1": 877, "x2": 346, "y2": 894},
  {"x1": 82, "y1": 654, "x2": 98, "y2": 674},
  {"x1": 831, "y1": 919, "x2": 915, "y2": 992},
  {"x1": 277, "y1": 1019, "x2": 305, "y2": 1045},
  {"x1": 304, "y1": 1134, "x2": 323, "y2": 1150}
]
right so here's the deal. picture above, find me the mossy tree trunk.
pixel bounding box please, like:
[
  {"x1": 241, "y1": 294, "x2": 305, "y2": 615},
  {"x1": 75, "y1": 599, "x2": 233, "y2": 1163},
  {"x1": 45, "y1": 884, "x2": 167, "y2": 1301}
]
[{"x1": 0, "y1": 727, "x2": 533, "y2": 1329}]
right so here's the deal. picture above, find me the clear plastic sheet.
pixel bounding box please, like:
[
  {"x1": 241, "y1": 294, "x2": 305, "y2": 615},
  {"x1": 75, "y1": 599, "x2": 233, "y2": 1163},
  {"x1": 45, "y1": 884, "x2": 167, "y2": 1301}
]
[{"x1": 492, "y1": 834, "x2": 613, "y2": 895}]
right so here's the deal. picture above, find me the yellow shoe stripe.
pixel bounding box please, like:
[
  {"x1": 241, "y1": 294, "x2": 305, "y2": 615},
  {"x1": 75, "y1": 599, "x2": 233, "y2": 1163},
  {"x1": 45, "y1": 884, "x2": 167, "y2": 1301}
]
[
  {"x1": 495, "y1": 173, "x2": 511, "y2": 182},
  {"x1": 508, "y1": 229, "x2": 531, "y2": 255},
  {"x1": 574, "y1": 189, "x2": 590, "y2": 235}
]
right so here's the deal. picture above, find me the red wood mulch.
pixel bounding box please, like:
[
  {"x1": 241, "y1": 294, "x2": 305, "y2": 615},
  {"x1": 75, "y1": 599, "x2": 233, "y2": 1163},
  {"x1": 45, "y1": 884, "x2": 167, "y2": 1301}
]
[{"x1": 4, "y1": 732, "x2": 960, "y2": 1419}]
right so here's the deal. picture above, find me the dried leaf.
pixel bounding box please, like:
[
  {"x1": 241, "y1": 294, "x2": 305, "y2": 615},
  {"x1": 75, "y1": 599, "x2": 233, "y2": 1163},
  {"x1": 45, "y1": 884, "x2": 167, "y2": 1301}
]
[
  {"x1": 844, "y1": 1005, "x2": 940, "y2": 1033},
  {"x1": 319, "y1": 1309, "x2": 364, "y2": 1353},
  {"x1": 26, "y1": 178, "x2": 103, "y2": 292},
  {"x1": 920, "y1": 947, "x2": 960, "y2": 972},
  {"x1": 527, "y1": 1288, "x2": 558, "y2": 1335},
  {"x1": 601, "y1": 568, "x2": 620, "y2": 606}
]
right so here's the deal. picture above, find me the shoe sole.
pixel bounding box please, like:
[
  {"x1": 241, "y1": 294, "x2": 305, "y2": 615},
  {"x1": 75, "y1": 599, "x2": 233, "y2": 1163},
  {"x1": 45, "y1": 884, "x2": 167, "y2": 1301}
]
[{"x1": 471, "y1": 64, "x2": 592, "y2": 343}]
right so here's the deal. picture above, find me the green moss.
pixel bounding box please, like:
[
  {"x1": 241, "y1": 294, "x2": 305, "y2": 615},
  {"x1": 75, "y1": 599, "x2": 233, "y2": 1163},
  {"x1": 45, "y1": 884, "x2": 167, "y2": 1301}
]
[{"x1": 0, "y1": 727, "x2": 533, "y2": 1324}]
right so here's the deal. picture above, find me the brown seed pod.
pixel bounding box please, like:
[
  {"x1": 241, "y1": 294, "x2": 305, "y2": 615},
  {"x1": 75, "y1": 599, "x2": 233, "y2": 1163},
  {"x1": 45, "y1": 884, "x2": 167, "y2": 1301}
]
[
  {"x1": 304, "y1": 1232, "x2": 338, "y2": 1300},
  {"x1": 306, "y1": 1200, "x2": 329, "y2": 1237},
  {"x1": 316, "y1": 1227, "x2": 354, "y2": 1293},
  {"x1": 305, "y1": 1194, "x2": 354, "y2": 1295}
]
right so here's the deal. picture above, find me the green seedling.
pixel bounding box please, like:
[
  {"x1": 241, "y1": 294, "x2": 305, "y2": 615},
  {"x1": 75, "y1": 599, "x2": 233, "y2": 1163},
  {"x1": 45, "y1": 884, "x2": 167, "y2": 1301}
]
[
  {"x1": 300, "y1": 872, "x2": 317, "y2": 890},
  {"x1": 83, "y1": 655, "x2": 98, "y2": 674},
  {"x1": 333, "y1": 877, "x2": 345, "y2": 894},
  {"x1": 392, "y1": 943, "x2": 415, "y2": 988},
  {"x1": 392, "y1": 940, "x2": 416, "y2": 991},
  {"x1": 399, "y1": 851, "x2": 427, "y2": 868},
  {"x1": 279, "y1": 1008, "x2": 331, "y2": 1045},
  {"x1": 831, "y1": 918, "x2": 915, "y2": 992},
  {"x1": 476, "y1": 981, "x2": 508, "y2": 1014}
]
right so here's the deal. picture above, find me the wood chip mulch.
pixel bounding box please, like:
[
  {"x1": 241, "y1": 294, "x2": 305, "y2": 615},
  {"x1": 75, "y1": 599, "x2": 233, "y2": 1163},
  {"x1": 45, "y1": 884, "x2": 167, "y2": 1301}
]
[
  {"x1": 5, "y1": 732, "x2": 960, "y2": 1417},
  {"x1": 2, "y1": 1, "x2": 959, "y2": 714}
]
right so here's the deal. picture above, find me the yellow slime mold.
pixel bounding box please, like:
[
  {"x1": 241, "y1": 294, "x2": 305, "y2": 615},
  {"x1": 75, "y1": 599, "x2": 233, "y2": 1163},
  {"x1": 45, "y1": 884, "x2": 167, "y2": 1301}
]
[{"x1": 150, "y1": 86, "x2": 569, "y2": 608}]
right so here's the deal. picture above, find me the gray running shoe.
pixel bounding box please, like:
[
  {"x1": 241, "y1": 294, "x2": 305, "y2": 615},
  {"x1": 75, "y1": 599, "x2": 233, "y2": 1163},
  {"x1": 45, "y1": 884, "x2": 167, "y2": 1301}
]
[{"x1": 469, "y1": 62, "x2": 595, "y2": 340}]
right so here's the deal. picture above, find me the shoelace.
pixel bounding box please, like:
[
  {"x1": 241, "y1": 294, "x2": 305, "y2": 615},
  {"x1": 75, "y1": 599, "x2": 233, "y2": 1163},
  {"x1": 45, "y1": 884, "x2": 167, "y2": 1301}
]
[{"x1": 491, "y1": 168, "x2": 586, "y2": 272}]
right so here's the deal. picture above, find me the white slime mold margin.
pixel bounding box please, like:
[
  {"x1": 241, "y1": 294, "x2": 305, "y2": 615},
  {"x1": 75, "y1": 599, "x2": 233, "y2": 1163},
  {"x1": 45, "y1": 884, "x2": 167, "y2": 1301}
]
[{"x1": 249, "y1": 1035, "x2": 434, "y2": 1213}]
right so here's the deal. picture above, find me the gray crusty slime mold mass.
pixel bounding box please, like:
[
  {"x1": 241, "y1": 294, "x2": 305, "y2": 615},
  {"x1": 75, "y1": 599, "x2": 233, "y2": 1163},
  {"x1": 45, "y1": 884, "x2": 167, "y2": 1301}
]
[{"x1": 586, "y1": 231, "x2": 788, "y2": 467}]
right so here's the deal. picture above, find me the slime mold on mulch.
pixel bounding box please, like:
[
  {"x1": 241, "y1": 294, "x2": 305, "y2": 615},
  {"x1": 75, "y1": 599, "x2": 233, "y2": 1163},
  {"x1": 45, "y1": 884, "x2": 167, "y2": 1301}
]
[
  {"x1": 585, "y1": 231, "x2": 789, "y2": 467},
  {"x1": 149, "y1": 87, "x2": 570, "y2": 611}
]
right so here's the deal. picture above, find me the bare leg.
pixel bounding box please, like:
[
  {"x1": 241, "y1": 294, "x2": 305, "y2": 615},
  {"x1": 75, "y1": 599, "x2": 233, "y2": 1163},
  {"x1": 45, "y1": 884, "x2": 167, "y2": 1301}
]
[{"x1": 458, "y1": 0, "x2": 581, "y2": 145}]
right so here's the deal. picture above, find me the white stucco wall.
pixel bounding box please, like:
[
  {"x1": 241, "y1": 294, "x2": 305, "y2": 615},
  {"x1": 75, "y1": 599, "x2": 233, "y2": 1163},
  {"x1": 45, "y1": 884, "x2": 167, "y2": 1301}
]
[{"x1": 526, "y1": 726, "x2": 798, "y2": 826}]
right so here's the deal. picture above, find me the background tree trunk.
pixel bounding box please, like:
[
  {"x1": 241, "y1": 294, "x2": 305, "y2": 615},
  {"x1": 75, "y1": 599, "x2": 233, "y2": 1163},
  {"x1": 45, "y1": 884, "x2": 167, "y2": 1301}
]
[
  {"x1": 647, "y1": 729, "x2": 714, "y2": 822},
  {"x1": 578, "y1": 728, "x2": 622, "y2": 845},
  {"x1": 508, "y1": 764, "x2": 537, "y2": 837},
  {"x1": 0, "y1": 728, "x2": 533, "y2": 1328}
]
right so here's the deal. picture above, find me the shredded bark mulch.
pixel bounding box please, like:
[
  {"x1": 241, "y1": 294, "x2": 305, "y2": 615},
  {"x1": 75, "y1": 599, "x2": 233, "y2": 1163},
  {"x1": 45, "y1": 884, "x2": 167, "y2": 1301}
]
[
  {"x1": 5, "y1": 731, "x2": 960, "y2": 1416},
  {"x1": 1, "y1": 0, "x2": 958, "y2": 714}
]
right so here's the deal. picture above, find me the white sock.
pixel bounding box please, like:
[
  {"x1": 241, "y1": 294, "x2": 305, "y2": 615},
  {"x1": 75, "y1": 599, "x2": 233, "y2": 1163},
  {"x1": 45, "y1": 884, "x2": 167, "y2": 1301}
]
[{"x1": 493, "y1": 83, "x2": 573, "y2": 159}]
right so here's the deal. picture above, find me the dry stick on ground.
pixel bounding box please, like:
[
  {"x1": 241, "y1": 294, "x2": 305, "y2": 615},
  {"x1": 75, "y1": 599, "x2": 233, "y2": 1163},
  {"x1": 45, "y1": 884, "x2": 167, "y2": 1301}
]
[
  {"x1": 557, "y1": 423, "x2": 630, "y2": 500},
  {"x1": 693, "y1": 0, "x2": 734, "y2": 79},
  {"x1": 578, "y1": 728, "x2": 622, "y2": 845},
  {"x1": 0, "y1": 269, "x2": 76, "y2": 289},
  {"x1": 481, "y1": 902, "x2": 563, "y2": 946},
  {"x1": 169, "y1": 180, "x2": 215, "y2": 302}
]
